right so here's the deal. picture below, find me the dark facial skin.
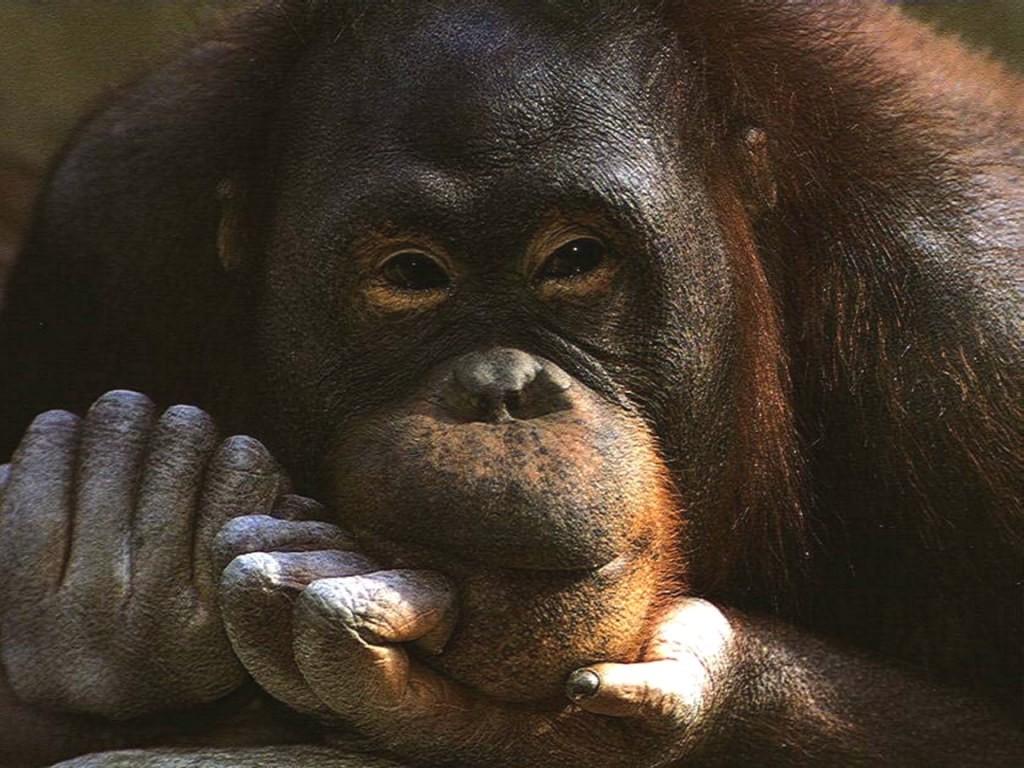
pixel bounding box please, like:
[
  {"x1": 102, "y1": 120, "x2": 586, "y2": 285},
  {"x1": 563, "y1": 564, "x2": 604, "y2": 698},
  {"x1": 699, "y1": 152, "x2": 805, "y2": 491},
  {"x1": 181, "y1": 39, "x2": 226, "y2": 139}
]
[
  {"x1": 259, "y1": 5, "x2": 735, "y2": 467},
  {"x1": 250, "y1": 4, "x2": 732, "y2": 700}
]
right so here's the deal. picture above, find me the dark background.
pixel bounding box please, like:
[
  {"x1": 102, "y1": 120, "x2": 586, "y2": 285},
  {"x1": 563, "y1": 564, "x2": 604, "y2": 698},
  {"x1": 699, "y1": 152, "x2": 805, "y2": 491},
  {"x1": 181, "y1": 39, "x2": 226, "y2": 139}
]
[{"x1": 1, "y1": 1, "x2": 1021, "y2": 296}]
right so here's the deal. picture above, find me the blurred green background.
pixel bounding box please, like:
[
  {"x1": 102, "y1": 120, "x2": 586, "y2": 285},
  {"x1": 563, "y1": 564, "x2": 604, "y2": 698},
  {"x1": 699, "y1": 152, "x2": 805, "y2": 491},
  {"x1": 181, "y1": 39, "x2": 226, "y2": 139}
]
[{"x1": 0, "y1": 1, "x2": 1021, "y2": 287}]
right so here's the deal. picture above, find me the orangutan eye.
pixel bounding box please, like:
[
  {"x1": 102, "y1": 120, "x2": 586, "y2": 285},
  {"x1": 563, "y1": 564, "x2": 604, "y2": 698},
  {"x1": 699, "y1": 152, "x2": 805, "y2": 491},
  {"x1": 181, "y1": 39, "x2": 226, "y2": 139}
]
[
  {"x1": 381, "y1": 252, "x2": 451, "y2": 291},
  {"x1": 537, "y1": 238, "x2": 607, "y2": 281}
]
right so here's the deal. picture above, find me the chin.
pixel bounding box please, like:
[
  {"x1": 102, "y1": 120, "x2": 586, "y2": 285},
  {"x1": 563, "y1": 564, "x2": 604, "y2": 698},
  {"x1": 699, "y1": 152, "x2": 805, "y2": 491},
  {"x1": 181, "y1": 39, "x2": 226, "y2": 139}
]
[{"x1": 325, "y1": 351, "x2": 684, "y2": 700}]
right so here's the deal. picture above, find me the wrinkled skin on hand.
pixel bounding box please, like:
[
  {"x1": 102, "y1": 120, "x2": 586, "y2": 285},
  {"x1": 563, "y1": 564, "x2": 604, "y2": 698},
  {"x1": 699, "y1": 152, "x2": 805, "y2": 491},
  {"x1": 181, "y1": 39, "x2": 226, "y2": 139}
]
[
  {"x1": 0, "y1": 390, "x2": 293, "y2": 721},
  {"x1": 216, "y1": 511, "x2": 735, "y2": 768}
]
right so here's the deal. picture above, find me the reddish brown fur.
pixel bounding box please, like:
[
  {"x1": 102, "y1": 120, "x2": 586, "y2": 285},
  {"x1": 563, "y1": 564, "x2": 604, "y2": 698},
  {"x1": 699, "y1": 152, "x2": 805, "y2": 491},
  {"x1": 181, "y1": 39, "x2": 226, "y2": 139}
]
[
  {"x1": 708, "y1": 175, "x2": 806, "y2": 603},
  {"x1": 675, "y1": 1, "x2": 1023, "y2": 700}
]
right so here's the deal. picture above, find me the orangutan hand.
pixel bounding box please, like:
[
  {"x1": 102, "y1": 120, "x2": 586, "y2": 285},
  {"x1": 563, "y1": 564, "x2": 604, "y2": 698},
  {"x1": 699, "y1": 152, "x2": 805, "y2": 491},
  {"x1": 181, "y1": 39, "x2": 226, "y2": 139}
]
[
  {"x1": 219, "y1": 548, "x2": 735, "y2": 768},
  {"x1": 0, "y1": 391, "x2": 294, "y2": 721},
  {"x1": 294, "y1": 583, "x2": 734, "y2": 768},
  {"x1": 563, "y1": 598, "x2": 734, "y2": 736}
]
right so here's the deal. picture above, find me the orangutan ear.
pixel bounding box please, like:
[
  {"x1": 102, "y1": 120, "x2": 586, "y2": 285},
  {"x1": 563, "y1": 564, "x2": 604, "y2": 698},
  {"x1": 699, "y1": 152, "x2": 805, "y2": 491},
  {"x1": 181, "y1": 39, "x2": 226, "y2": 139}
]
[
  {"x1": 734, "y1": 126, "x2": 777, "y2": 219},
  {"x1": 217, "y1": 178, "x2": 248, "y2": 272}
]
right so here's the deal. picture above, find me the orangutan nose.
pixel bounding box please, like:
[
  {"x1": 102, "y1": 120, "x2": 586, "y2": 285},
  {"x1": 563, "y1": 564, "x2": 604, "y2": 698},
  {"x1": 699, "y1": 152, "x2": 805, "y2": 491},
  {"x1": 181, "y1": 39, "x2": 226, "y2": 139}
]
[{"x1": 442, "y1": 348, "x2": 574, "y2": 423}]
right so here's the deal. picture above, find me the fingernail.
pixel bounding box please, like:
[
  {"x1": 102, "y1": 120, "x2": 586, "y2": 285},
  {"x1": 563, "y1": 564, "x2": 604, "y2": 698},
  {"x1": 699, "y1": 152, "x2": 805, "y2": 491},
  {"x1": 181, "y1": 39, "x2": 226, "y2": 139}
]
[{"x1": 565, "y1": 668, "x2": 601, "y2": 701}]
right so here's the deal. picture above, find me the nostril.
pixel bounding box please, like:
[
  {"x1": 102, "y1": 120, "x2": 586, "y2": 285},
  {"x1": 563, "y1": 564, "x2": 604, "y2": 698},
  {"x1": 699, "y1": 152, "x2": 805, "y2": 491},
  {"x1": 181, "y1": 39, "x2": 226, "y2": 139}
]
[
  {"x1": 443, "y1": 348, "x2": 575, "y2": 423},
  {"x1": 515, "y1": 366, "x2": 573, "y2": 420},
  {"x1": 471, "y1": 392, "x2": 514, "y2": 423},
  {"x1": 505, "y1": 391, "x2": 522, "y2": 413}
]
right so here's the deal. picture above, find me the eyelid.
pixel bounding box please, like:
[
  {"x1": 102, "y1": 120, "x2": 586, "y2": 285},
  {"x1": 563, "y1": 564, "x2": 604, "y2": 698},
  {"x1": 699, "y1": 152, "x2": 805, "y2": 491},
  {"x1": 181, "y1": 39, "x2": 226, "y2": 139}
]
[
  {"x1": 526, "y1": 222, "x2": 605, "y2": 275},
  {"x1": 379, "y1": 250, "x2": 452, "y2": 292},
  {"x1": 534, "y1": 237, "x2": 606, "y2": 281},
  {"x1": 378, "y1": 248, "x2": 442, "y2": 271},
  {"x1": 348, "y1": 229, "x2": 453, "y2": 272},
  {"x1": 353, "y1": 233, "x2": 455, "y2": 312},
  {"x1": 374, "y1": 245, "x2": 452, "y2": 275},
  {"x1": 539, "y1": 225, "x2": 601, "y2": 253}
]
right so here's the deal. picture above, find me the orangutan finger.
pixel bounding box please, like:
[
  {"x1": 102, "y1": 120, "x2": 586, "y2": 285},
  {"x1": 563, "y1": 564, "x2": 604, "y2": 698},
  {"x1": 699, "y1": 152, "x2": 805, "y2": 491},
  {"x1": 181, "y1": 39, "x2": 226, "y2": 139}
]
[
  {"x1": 220, "y1": 549, "x2": 379, "y2": 714},
  {"x1": 292, "y1": 570, "x2": 466, "y2": 722},
  {"x1": 565, "y1": 658, "x2": 706, "y2": 733}
]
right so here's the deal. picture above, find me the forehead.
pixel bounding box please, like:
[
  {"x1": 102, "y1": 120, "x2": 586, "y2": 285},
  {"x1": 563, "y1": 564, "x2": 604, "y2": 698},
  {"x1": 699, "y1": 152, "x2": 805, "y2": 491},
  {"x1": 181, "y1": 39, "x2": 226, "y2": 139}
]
[{"x1": 279, "y1": 3, "x2": 688, "y2": 214}]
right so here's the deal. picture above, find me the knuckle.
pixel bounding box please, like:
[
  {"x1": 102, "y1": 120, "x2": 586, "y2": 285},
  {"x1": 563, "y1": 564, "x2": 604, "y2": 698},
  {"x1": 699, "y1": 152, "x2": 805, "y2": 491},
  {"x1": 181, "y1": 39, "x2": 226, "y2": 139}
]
[
  {"x1": 299, "y1": 521, "x2": 359, "y2": 549},
  {"x1": 221, "y1": 551, "x2": 279, "y2": 593},
  {"x1": 211, "y1": 516, "x2": 272, "y2": 569},
  {"x1": 86, "y1": 390, "x2": 157, "y2": 430},
  {"x1": 217, "y1": 513, "x2": 277, "y2": 541},
  {"x1": 91, "y1": 389, "x2": 156, "y2": 413},
  {"x1": 12, "y1": 411, "x2": 80, "y2": 464},
  {"x1": 274, "y1": 493, "x2": 326, "y2": 520},
  {"x1": 212, "y1": 515, "x2": 251, "y2": 548},
  {"x1": 25, "y1": 409, "x2": 81, "y2": 439},
  {"x1": 158, "y1": 404, "x2": 218, "y2": 438},
  {"x1": 298, "y1": 578, "x2": 361, "y2": 627},
  {"x1": 216, "y1": 434, "x2": 274, "y2": 471}
]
